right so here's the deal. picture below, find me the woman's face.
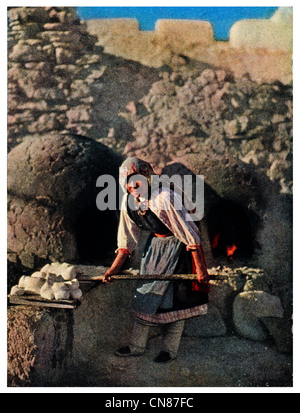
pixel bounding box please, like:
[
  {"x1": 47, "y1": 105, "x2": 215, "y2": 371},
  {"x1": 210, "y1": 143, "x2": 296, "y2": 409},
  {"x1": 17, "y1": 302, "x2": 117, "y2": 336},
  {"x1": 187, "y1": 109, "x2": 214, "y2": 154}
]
[{"x1": 126, "y1": 174, "x2": 149, "y2": 199}]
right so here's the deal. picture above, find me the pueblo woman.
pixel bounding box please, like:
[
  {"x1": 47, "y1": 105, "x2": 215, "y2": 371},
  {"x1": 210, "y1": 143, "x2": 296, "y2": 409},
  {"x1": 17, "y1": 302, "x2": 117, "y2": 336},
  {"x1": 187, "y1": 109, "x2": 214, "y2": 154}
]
[{"x1": 99, "y1": 157, "x2": 210, "y2": 363}]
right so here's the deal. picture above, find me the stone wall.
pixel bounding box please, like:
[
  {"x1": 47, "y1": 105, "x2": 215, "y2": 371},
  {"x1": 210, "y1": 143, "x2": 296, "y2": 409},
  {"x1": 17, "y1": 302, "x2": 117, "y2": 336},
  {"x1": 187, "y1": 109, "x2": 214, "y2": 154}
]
[
  {"x1": 8, "y1": 6, "x2": 292, "y2": 153},
  {"x1": 86, "y1": 7, "x2": 292, "y2": 84},
  {"x1": 8, "y1": 7, "x2": 99, "y2": 150},
  {"x1": 7, "y1": 7, "x2": 160, "y2": 152}
]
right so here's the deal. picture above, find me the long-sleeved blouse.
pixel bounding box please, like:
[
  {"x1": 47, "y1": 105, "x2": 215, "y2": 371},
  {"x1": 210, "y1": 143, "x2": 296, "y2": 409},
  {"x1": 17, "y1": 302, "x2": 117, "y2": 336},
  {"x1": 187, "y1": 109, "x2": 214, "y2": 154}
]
[{"x1": 117, "y1": 188, "x2": 201, "y2": 254}]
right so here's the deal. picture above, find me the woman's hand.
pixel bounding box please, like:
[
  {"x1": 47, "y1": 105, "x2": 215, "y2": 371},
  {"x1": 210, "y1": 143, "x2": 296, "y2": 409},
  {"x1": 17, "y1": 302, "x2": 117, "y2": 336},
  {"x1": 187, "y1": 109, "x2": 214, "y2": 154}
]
[
  {"x1": 100, "y1": 249, "x2": 130, "y2": 283},
  {"x1": 92, "y1": 270, "x2": 115, "y2": 283},
  {"x1": 196, "y1": 272, "x2": 210, "y2": 284},
  {"x1": 102, "y1": 270, "x2": 114, "y2": 283}
]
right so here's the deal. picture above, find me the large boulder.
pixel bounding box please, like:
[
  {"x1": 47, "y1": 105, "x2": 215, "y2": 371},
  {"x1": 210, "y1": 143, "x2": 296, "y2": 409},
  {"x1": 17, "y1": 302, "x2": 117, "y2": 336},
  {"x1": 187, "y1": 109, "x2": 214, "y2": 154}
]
[
  {"x1": 232, "y1": 291, "x2": 284, "y2": 341},
  {"x1": 7, "y1": 133, "x2": 123, "y2": 278}
]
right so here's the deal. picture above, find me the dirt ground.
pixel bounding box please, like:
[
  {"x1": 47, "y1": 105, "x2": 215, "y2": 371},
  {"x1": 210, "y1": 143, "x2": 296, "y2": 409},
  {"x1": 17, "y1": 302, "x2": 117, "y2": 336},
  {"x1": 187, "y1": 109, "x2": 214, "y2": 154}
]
[{"x1": 62, "y1": 334, "x2": 293, "y2": 388}]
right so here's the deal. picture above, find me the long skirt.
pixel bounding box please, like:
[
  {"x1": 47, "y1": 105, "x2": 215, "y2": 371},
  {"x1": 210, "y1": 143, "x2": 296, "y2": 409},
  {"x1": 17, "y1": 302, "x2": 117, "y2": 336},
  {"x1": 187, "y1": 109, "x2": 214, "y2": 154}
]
[{"x1": 132, "y1": 235, "x2": 208, "y2": 325}]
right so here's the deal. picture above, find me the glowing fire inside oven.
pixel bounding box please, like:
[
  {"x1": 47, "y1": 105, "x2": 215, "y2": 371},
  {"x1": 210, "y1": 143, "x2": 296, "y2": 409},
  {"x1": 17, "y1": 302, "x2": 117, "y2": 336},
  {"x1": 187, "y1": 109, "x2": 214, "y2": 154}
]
[
  {"x1": 211, "y1": 232, "x2": 238, "y2": 259},
  {"x1": 226, "y1": 244, "x2": 238, "y2": 259}
]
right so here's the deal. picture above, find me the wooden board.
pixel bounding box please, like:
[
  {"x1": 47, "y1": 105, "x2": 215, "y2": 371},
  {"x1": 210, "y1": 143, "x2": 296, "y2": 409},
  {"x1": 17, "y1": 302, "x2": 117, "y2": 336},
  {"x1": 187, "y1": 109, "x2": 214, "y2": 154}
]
[{"x1": 8, "y1": 294, "x2": 80, "y2": 310}]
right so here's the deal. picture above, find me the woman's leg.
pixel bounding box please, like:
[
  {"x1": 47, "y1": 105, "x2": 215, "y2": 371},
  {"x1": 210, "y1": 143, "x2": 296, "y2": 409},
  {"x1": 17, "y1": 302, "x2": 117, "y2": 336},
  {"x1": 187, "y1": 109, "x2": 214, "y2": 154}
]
[
  {"x1": 155, "y1": 319, "x2": 185, "y2": 362},
  {"x1": 116, "y1": 320, "x2": 150, "y2": 356},
  {"x1": 129, "y1": 321, "x2": 150, "y2": 354}
]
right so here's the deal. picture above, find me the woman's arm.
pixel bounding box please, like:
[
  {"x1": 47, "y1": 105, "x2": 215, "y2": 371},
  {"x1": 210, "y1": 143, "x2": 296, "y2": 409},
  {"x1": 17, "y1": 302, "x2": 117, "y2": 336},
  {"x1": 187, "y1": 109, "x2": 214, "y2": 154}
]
[
  {"x1": 191, "y1": 247, "x2": 210, "y2": 283},
  {"x1": 102, "y1": 249, "x2": 130, "y2": 282},
  {"x1": 96, "y1": 194, "x2": 140, "y2": 282},
  {"x1": 92, "y1": 249, "x2": 129, "y2": 282},
  {"x1": 117, "y1": 194, "x2": 141, "y2": 253}
]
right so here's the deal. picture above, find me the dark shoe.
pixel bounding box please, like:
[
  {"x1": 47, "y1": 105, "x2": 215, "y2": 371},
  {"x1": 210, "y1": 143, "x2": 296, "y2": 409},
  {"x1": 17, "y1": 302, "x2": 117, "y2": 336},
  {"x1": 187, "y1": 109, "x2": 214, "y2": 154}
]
[
  {"x1": 154, "y1": 351, "x2": 177, "y2": 363},
  {"x1": 115, "y1": 346, "x2": 143, "y2": 357}
]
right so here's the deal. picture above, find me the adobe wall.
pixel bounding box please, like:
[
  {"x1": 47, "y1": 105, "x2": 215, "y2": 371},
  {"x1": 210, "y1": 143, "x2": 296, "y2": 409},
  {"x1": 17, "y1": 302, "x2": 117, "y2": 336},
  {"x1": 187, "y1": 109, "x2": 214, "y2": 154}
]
[{"x1": 85, "y1": 7, "x2": 292, "y2": 84}]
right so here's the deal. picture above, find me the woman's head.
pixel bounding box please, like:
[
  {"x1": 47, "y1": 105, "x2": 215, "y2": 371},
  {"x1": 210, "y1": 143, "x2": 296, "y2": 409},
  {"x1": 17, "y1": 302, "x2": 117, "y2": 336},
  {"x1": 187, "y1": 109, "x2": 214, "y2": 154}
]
[
  {"x1": 119, "y1": 157, "x2": 154, "y2": 194},
  {"x1": 126, "y1": 173, "x2": 149, "y2": 199}
]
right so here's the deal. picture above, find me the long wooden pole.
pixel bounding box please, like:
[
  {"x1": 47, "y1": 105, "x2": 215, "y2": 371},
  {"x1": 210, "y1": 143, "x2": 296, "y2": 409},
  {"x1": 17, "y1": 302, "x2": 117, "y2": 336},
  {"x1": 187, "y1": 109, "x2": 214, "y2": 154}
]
[{"x1": 78, "y1": 273, "x2": 226, "y2": 281}]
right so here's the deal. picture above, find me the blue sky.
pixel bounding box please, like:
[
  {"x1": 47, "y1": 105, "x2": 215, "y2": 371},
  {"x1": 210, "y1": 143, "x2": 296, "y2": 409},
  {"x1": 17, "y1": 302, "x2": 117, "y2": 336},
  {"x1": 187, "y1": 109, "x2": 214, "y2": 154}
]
[{"x1": 77, "y1": 7, "x2": 278, "y2": 40}]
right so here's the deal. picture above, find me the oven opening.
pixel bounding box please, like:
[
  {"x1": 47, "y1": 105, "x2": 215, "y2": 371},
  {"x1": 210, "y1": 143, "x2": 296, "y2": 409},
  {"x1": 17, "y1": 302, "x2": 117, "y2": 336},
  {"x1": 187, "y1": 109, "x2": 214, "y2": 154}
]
[{"x1": 206, "y1": 199, "x2": 260, "y2": 262}]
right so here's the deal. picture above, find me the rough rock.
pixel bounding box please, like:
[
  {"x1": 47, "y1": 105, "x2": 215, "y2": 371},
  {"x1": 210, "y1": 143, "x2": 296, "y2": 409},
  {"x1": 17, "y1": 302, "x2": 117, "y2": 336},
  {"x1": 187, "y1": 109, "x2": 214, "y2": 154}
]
[
  {"x1": 124, "y1": 69, "x2": 292, "y2": 195},
  {"x1": 232, "y1": 291, "x2": 284, "y2": 341}
]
